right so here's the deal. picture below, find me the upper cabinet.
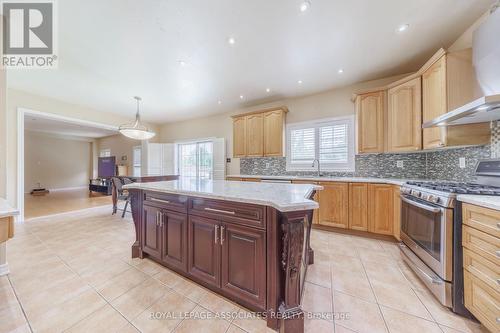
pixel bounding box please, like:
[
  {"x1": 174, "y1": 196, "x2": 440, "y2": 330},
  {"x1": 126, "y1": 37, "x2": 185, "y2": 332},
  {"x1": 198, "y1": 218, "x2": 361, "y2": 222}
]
[
  {"x1": 233, "y1": 116, "x2": 247, "y2": 157},
  {"x1": 388, "y1": 77, "x2": 422, "y2": 152},
  {"x1": 355, "y1": 91, "x2": 385, "y2": 153},
  {"x1": 232, "y1": 107, "x2": 287, "y2": 158},
  {"x1": 263, "y1": 109, "x2": 285, "y2": 156},
  {"x1": 421, "y1": 49, "x2": 490, "y2": 149},
  {"x1": 354, "y1": 48, "x2": 491, "y2": 154},
  {"x1": 245, "y1": 113, "x2": 264, "y2": 157}
]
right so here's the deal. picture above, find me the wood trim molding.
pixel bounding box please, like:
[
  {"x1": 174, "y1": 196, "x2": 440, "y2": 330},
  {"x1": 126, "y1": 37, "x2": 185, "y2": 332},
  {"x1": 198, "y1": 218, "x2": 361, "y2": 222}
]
[{"x1": 231, "y1": 106, "x2": 289, "y2": 118}]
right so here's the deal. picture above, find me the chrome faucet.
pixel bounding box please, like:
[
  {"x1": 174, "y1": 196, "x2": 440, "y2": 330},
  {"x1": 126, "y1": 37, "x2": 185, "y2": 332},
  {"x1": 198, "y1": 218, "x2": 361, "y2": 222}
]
[{"x1": 312, "y1": 159, "x2": 321, "y2": 177}]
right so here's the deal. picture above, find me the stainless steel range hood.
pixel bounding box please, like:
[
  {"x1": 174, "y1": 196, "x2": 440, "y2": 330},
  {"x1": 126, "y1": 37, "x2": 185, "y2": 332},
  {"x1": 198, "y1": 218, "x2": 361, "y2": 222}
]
[
  {"x1": 423, "y1": 5, "x2": 500, "y2": 128},
  {"x1": 422, "y1": 94, "x2": 500, "y2": 127}
]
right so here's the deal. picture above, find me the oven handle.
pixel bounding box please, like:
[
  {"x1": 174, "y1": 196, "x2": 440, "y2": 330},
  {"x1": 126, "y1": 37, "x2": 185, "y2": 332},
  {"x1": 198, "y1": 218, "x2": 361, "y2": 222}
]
[{"x1": 400, "y1": 195, "x2": 442, "y2": 213}]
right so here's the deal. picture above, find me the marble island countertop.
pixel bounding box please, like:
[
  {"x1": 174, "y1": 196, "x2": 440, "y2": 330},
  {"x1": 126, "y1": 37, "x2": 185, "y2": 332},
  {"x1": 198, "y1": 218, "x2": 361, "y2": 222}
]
[
  {"x1": 457, "y1": 195, "x2": 500, "y2": 211},
  {"x1": 226, "y1": 174, "x2": 421, "y2": 186},
  {"x1": 124, "y1": 178, "x2": 322, "y2": 212},
  {"x1": 0, "y1": 198, "x2": 19, "y2": 218}
]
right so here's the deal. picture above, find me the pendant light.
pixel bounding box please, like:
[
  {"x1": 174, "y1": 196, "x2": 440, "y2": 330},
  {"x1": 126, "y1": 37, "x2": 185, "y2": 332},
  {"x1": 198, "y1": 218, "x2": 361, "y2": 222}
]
[{"x1": 119, "y1": 96, "x2": 156, "y2": 140}]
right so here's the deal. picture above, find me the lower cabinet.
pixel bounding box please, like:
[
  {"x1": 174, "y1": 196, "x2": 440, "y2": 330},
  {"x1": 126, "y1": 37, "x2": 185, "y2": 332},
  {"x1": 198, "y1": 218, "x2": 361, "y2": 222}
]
[
  {"x1": 348, "y1": 183, "x2": 368, "y2": 231},
  {"x1": 221, "y1": 223, "x2": 266, "y2": 309},
  {"x1": 142, "y1": 205, "x2": 162, "y2": 260},
  {"x1": 368, "y1": 184, "x2": 394, "y2": 235},
  {"x1": 318, "y1": 182, "x2": 348, "y2": 228},
  {"x1": 188, "y1": 215, "x2": 267, "y2": 308},
  {"x1": 292, "y1": 180, "x2": 319, "y2": 224},
  {"x1": 188, "y1": 215, "x2": 221, "y2": 288},
  {"x1": 161, "y1": 211, "x2": 188, "y2": 272}
]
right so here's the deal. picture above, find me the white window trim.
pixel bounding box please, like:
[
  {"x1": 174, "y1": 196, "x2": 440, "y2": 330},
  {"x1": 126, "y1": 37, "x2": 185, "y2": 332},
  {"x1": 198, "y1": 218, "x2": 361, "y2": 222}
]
[
  {"x1": 286, "y1": 115, "x2": 355, "y2": 172},
  {"x1": 100, "y1": 148, "x2": 111, "y2": 158}
]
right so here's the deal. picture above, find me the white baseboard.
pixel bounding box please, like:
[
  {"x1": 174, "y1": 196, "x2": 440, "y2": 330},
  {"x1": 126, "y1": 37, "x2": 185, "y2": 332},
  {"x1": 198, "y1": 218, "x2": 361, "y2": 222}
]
[
  {"x1": 0, "y1": 263, "x2": 9, "y2": 276},
  {"x1": 51, "y1": 186, "x2": 88, "y2": 192}
]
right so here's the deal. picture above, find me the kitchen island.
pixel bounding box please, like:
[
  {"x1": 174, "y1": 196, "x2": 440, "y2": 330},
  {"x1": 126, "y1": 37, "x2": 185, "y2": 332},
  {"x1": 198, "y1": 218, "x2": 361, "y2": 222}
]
[{"x1": 124, "y1": 178, "x2": 321, "y2": 333}]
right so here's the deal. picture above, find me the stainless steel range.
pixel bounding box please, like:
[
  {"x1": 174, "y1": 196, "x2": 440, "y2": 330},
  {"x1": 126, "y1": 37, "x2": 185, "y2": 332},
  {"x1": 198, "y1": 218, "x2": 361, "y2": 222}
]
[{"x1": 399, "y1": 159, "x2": 500, "y2": 316}]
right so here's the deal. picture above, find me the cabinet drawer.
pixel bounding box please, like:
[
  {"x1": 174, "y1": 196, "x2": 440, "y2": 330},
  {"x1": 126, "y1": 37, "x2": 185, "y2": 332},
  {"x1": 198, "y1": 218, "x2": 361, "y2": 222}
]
[
  {"x1": 463, "y1": 248, "x2": 500, "y2": 291},
  {"x1": 463, "y1": 225, "x2": 500, "y2": 265},
  {"x1": 189, "y1": 198, "x2": 266, "y2": 229},
  {"x1": 144, "y1": 192, "x2": 188, "y2": 213},
  {"x1": 463, "y1": 203, "x2": 500, "y2": 238},
  {"x1": 464, "y1": 270, "x2": 500, "y2": 333}
]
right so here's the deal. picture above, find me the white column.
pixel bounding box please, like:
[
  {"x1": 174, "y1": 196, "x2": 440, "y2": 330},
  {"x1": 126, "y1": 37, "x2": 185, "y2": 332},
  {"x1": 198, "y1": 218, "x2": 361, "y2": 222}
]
[{"x1": 0, "y1": 242, "x2": 9, "y2": 276}]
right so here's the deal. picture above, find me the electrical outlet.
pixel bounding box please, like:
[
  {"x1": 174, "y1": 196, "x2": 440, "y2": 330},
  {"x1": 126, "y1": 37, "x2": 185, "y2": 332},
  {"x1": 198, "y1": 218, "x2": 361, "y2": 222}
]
[
  {"x1": 265, "y1": 162, "x2": 270, "y2": 168},
  {"x1": 396, "y1": 160, "x2": 404, "y2": 168},
  {"x1": 459, "y1": 157, "x2": 466, "y2": 169}
]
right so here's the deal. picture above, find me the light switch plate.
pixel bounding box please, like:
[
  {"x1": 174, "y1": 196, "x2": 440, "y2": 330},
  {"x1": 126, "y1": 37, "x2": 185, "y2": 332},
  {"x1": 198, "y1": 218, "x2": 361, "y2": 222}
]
[
  {"x1": 459, "y1": 157, "x2": 466, "y2": 169},
  {"x1": 396, "y1": 160, "x2": 404, "y2": 168}
]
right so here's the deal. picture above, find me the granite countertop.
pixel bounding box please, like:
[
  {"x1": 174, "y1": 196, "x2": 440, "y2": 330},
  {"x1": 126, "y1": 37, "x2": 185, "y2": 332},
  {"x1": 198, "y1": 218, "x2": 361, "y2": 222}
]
[
  {"x1": 226, "y1": 174, "x2": 417, "y2": 186},
  {"x1": 457, "y1": 195, "x2": 500, "y2": 211},
  {"x1": 0, "y1": 198, "x2": 19, "y2": 218},
  {"x1": 124, "y1": 178, "x2": 322, "y2": 212}
]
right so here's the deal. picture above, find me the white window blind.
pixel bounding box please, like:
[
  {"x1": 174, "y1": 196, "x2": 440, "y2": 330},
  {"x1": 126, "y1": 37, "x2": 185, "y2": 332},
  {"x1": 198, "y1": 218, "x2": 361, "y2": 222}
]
[
  {"x1": 286, "y1": 116, "x2": 354, "y2": 171},
  {"x1": 132, "y1": 146, "x2": 141, "y2": 177}
]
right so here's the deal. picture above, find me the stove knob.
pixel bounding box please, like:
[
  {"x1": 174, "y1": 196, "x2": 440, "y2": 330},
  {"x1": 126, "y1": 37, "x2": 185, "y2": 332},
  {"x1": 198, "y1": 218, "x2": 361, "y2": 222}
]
[
  {"x1": 428, "y1": 195, "x2": 439, "y2": 204},
  {"x1": 411, "y1": 190, "x2": 421, "y2": 197},
  {"x1": 421, "y1": 194, "x2": 428, "y2": 200}
]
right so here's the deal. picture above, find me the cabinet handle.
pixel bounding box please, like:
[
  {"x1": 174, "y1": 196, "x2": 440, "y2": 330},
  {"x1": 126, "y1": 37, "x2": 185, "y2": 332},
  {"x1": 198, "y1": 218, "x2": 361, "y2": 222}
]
[
  {"x1": 160, "y1": 212, "x2": 164, "y2": 227},
  {"x1": 214, "y1": 225, "x2": 219, "y2": 244},
  {"x1": 220, "y1": 225, "x2": 225, "y2": 245},
  {"x1": 150, "y1": 197, "x2": 171, "y2": 204},
  {"x1": 204, "y1": 207, "x2": 236, "y2": 215}
]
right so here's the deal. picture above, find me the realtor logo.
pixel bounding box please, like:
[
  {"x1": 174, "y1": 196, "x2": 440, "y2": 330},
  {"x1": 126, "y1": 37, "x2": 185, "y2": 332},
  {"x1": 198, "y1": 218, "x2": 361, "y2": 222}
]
[{"x1": 1, "y1": 0, "x2": 57, "y2": 68}]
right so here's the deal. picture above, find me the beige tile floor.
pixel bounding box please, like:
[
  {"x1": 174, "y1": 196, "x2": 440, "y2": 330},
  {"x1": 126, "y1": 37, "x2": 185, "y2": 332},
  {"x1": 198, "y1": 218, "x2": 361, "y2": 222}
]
[{"x1": 0, "y1": 206, "x2": 489, "y2": 333}]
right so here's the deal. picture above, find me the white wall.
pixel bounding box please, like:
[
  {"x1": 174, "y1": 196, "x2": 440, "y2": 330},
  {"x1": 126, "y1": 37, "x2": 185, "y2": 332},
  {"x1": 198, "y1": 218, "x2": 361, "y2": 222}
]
[
  {"x1": 4, "y1": 89, "x2": 160, "y2": 207},
  {"x1": 24, "y1": 131, "x2": 92, "y2": 192},
  {"x1": 96, "y1": 134, "x2": 141, "y2": 176},
  {"x1": 159, "y1": 74, "x2": 408, "y2": 174}
]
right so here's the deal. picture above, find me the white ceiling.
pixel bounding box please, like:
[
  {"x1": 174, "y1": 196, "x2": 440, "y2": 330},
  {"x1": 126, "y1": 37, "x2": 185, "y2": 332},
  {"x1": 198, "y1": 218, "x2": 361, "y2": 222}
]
[
  {"x1": 7, "y1": 0, "x2": 494, "y2": 123},
  {"x1": 24, "y1": 115, "x2": 117, "y2": 139}
]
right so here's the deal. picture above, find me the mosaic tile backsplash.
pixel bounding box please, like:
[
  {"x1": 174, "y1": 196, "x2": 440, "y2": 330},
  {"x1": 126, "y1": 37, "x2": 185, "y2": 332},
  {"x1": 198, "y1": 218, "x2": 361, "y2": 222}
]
[{"x1": 240, "y1": 145, "x2": 492, "y2": 182}]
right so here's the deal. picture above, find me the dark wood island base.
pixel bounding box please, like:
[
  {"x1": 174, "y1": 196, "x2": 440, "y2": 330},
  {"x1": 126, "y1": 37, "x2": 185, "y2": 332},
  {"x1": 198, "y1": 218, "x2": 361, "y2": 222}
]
[{"x1": 128, "y1": 189, "x2": 316, "y2": 333}]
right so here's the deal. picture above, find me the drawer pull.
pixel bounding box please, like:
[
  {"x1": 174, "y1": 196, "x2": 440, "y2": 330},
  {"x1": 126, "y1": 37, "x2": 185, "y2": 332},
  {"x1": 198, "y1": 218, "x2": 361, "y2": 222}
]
[
  {"x1": 204, "y1": 207, "x2": 236, "y2": 215},
  {"x1": 150, "y1": 197, "x2": 171, "y2": 204},
  {"x1": 220, "y1": 225, "x2": 225, "y2": 245}
]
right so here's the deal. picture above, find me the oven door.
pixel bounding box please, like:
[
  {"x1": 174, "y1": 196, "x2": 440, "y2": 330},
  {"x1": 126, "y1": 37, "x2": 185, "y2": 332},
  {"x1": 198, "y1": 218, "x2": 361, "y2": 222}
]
[{"x1": 400, "y1": 195, "x2": 453, "y2": 281}]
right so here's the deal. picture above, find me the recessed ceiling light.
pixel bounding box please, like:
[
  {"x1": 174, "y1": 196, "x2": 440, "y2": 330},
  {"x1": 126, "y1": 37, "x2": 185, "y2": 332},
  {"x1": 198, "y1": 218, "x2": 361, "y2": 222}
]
[
  {"x1": 297, "y1": 80, "x2": 303, "y2": 84},
  {"x1": 178, "y1": 60, "x2": 187, "y2": 66},
  {"x1": 239, "y1": 95, "x2": 244, "y2": 99},
  {"x1": 397, "y1": 24, "x2": 409, "y2": 33},
  {"x1": 300, "y1": 1, "x2": 311, "y2": 12},
  {"x1": 338, "y1": 68, "x2": 344, "y2": 74},
  {"x1": 266, "y1": 88, "x2": 271, "y2": 93},
  {"x1": 218, "y1": 100, "x2": 222, "y2": 105},
  {"x1": 227, "y1": 37, "x2": 236, "y2": 45}
]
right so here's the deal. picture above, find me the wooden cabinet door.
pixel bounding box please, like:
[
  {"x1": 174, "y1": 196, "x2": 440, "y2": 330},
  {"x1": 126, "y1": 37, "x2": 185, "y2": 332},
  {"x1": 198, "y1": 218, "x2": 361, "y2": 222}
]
[
  {"x1": 348, "y1": 183, "x2": 368, "y2": 231},
  {"x1": 318, "y1": 182, "x2": 348, "y2": 228},
  {"x1": 263, "y1": 110, "x2": 284, "y2": 156},
  {"x1": 356, "y1": 91, "x2": 385, "y2": 153},
  {"x1": 161, "y1": 211, "x2": 188, "y2": 272},
  {"x1": 422, "y1": 55, "x2": 447, "y2": 149},
  {"x1": 368, "y1": 184, "x2": 394, "y2": 235},
  {"x1": 388, "y1": 77, "x2": 422, "y2": 152},
  {"x1": 142, "y1": 204, "x2": 162, "y2": 260},
  {"x1": 233, "y1": 116, "x2": 246, "y2": 157},
  {"x1": 221, "y1": 223, "x2": 266, "y2": 309},
  {"x1": 245, "y1": 114, "x2": 264, "y2": 157},
  {"x1": 188, "y1": 215, "x2": 221, "y2": 288},
  {"x1": 292, "y1": 180, "x2": 319, "y2": 224}
]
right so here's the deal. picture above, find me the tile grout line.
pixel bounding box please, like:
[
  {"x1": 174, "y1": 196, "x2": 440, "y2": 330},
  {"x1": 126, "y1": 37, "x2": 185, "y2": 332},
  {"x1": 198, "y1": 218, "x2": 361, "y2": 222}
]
[
  {"x1": 7, "y1": 274, "x2": 34, "y2": 333},
  {"x1": 24, "y1": 217, "x2": 146, "y2": 333},
  {"x1": 357, "y1": 243, "x2": 391, "y2": 333}
]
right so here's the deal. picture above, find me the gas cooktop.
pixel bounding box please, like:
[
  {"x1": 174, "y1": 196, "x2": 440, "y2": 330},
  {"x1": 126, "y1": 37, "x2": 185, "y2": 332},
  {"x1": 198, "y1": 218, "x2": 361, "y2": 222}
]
[{"x1": 406, "y1": 181, "x2": 500, "y2": 195}]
